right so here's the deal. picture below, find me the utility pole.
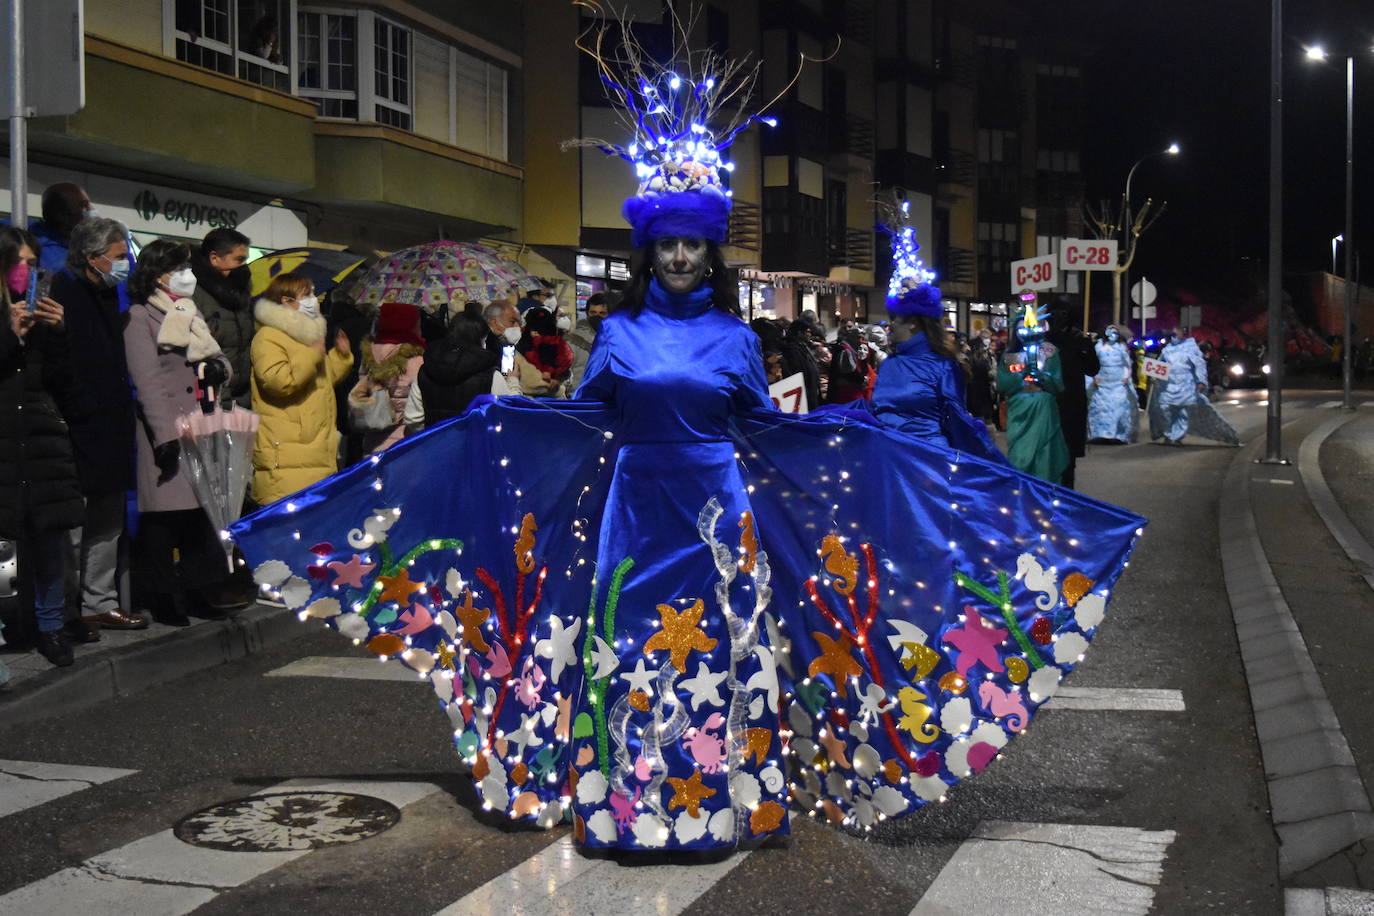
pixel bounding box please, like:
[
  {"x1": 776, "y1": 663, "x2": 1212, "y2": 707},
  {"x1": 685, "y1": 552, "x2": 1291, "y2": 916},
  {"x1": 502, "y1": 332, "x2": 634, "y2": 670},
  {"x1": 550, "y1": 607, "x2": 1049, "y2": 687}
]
[{"x1": 8, "y1": 0, "x2": 28, "y2": 226}]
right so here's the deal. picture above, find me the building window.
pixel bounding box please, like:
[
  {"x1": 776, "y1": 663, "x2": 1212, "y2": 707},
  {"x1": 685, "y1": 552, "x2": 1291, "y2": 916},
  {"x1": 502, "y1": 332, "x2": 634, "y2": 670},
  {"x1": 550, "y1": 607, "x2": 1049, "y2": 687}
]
[
  {"x1": 454, "y1": 47, "x2": 508, "y2": 160},
  {"x1": 173, "y1": 0, "x2": 290, "y2": 92},
  {"x1": 977, "y1": 221, "x2": 1018, "y2": 280},
  {"x1": 374, "y1": 18, "x2": 412, "y2": 129},
  {"x1": 297, "y1": 10, "x2": 358, "y2": 120}
]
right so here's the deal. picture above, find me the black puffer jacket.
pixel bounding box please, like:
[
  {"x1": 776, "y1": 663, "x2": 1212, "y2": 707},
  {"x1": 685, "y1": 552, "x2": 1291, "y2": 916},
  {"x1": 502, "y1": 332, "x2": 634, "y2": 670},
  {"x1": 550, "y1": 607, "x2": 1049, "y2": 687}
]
[
  {"x1": 417, "y1": 337, "x2": 499, "y2": 426},
  {"x1": 190, "y1": 252, "x2": 255, "y2": 406},
  {"x1": 0, "y1": 322, "x2": 83, "y2": 537}
]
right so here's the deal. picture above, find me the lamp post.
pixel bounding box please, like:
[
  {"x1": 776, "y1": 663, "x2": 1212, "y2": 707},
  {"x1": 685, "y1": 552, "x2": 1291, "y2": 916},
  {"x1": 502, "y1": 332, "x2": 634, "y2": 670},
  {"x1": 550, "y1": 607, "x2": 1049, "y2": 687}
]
[
  {"x1": 1120, "y1": 143, "x2": 1180, "y2": 327},
  {"x1": 1262, "y1": 0, "x2": 1284, "y2": 464}
]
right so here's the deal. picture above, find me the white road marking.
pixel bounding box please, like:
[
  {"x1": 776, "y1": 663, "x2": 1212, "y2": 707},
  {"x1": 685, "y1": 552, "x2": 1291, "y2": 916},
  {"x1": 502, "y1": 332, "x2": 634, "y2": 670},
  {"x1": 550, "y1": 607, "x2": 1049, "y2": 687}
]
[
  {"x1": 266, "y1": 656, "x2": 418, "y2": 682},
  {"x1": 433, "y1": 835, "x2": 753, "y2": 916},
  {"x1": 0, "y1": 759, "x2": 138, "y2": 819},
  {"x1": 911, "y1": 821, "x2": 1176, "y2": 916},
  {"x1": 0, "y1": 778, "x2": 440, "y2": 915},
  {"x1": 1256, "y1": 478, "x2": 1296, "y2": 486},
  {"x1": 1362, "y1": 401, "x2": 1374, "y2": 409},
  {"x1": 1317, "y1": 401, "x2": 1342, "y2": 410},
  {"x1": 1042, "y1": 686, "x2": 1185, "y2": 712}
]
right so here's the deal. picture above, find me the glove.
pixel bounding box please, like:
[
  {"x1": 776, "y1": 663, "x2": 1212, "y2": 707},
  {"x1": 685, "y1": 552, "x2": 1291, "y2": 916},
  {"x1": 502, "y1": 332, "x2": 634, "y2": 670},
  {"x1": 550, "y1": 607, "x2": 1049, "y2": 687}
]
[
  {"x1": 153, "y1": 440, "x2": 180, "y2": 483},
  {"x1": 196, "y1": 358, "x2": 228, "y2": 392}
]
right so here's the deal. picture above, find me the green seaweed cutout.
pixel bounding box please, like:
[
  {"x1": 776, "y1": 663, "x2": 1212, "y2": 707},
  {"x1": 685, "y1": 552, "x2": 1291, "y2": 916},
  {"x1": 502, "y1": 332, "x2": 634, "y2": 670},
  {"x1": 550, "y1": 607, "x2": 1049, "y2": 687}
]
[
  {"x1": 954, "y1": 569, "x2": 1047, "y2": 669},
  {"x1": 358, "y1": 538, "x2": 464, "y2": 619},
  {"x1": 581, "y1": 557, "x2": 635, "y2": 780}
]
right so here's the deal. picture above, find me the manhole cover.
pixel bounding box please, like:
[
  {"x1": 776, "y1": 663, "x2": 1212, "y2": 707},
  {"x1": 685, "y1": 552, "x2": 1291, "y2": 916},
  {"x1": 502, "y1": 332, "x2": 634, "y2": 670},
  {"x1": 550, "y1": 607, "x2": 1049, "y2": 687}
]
[{"x1": 173, "y1": 792, "x2": 400, "y2": 852}]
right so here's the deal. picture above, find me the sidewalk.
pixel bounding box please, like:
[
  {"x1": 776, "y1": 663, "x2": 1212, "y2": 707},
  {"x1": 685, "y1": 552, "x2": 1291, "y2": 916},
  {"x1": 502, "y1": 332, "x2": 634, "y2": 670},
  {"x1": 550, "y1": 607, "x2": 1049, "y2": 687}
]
[{"x1": 0, "y1": 603, "x2": 304, "y2": 728}]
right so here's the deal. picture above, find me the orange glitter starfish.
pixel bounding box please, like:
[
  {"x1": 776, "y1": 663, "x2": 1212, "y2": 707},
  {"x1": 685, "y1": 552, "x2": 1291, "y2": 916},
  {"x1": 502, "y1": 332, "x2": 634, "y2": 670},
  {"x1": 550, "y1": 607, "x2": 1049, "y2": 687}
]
[
  {"x1": 807, "y1": 631, "x2": 863, "y2": 698},
  {"x1": 376, "y1": 568, "x2": 423, "y2": 606},
  {"x1": 666, "y1": 768, "x2": 717, "y2": 818},
  {"x1": 643, "y1": 599, "x2": 717, "y2": 671},
  {"x1": 454, "y1": 588, "x2": 491, "y2": 653}
]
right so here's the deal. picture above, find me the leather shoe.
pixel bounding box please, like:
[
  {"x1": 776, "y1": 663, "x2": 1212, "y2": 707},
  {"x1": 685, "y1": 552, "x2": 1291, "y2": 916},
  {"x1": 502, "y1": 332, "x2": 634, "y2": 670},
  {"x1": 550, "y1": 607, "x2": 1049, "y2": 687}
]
[
  {"x1": 63, "y1": 619, "x2": 101, "y2": 644},
  {"x1": 35, "y1": 631, "x2": 74, "y2": 667},
  {"x1": 201, "y1": 582, "x2": 253, "y2": 612},
  {"x1": 84, "y1": 608, "x2": 150, "y2": 630}
]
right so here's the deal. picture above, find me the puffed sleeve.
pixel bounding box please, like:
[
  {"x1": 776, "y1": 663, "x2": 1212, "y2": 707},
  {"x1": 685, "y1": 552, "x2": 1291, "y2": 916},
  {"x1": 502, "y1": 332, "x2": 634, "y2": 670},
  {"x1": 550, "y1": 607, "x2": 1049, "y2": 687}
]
[
  {"x1": 937, "y1": 360, "x2": 1008, "y2": 464},
  {"x1": 573, "y1": 317, "x2": 616, "y2": 402}
]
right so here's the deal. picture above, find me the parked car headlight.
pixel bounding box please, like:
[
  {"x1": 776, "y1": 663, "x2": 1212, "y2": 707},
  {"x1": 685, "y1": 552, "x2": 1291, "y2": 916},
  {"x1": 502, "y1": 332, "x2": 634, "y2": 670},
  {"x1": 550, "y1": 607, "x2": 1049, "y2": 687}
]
[
  {"x1": 1230, "y1": 364, "x2": 1245, "y2": 376},
  {"x1": 1261, "y1": 364, "x2": 1271, "y2": 374}
]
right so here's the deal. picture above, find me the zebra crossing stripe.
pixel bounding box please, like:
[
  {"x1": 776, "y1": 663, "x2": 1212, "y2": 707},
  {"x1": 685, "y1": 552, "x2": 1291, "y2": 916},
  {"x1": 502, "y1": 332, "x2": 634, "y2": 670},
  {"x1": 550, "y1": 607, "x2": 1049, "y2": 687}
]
[
  {"x1": 0, "y1": 778, "x2": 439, "y2": 915},
  {"x1": 433, "y1": 835, "x2": 753, "y2": 916},
  {"x1": 0, "y1": 759, "x2": 137, "y2": 819},
  {"x1": 1042, "y1": 687, "x2": 1186, "y2": 712},
  {"x1": 911, "y1": 821, "x2": 1176, "y2": 916},
  {"x1": 266, "y1": 655, "x2": 418, "y2": 682},
  {"x1": 1317, "y1": 401, "x2": 1342, "y2": 410}
]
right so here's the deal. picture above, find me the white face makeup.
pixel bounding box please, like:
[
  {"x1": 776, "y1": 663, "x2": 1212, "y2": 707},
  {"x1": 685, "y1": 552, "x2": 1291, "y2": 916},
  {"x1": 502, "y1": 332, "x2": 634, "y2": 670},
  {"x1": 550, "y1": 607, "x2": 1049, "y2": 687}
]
[{"x1": 652, "y1": 237, "x2": 709, "y2": 294}]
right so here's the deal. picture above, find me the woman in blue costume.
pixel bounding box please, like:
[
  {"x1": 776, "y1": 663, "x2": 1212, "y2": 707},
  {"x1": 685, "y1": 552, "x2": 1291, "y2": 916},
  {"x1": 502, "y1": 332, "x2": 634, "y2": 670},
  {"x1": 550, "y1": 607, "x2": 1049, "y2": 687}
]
[
  {"x1": 997, "y1": 304, "x2": 1071, "y2": 483},
  {"x1": 1087, "y1": 326, "x2": 1139, "y2": 444},
  {"x1": 229, "y1": 14, "x2": 1146, "y2": 854},
  {"x1": 1149, "y1": 327, "x2": 1239, "y2": 446},
  {"x1": 870, "y1": 196, "x2": 1006, "y2": 465}
]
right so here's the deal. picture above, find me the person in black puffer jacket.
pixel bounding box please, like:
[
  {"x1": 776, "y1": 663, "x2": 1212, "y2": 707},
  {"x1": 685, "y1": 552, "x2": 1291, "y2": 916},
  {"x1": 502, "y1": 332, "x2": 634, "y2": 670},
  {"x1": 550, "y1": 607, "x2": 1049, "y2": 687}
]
[
  {"x1": 190, "y1": 228, "x2": 254, "y2": 408},
  {"x1": 0, "y1": 227, "x2": 84, "y2": 666},
  {"x1": 417, "y1": 313, "x2": 500, "y2": 426}
]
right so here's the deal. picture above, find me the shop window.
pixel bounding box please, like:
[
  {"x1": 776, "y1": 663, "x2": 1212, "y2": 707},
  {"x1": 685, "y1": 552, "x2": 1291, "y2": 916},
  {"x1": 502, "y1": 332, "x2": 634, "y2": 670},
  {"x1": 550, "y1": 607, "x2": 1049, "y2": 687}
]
[
  {"x1": 374, "y1": 18, "x2": 412, "y2": 130},
  {"x1": 173, "y1": 0, "x2": 290, "y2": 92},
  {"x1": 297, "y1": 10, "x2": 358, "y2": 119}
]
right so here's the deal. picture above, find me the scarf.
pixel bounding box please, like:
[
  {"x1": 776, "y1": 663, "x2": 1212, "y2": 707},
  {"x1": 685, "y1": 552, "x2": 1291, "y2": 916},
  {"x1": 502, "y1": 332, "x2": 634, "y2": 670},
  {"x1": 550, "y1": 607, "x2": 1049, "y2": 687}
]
[
  {"x1": 643, "y1": 277, "x2": 714, "y2": 319},
  {"x1": 254, "y1": 297, "x2": 327, "y2": 345},
  {"x1": 146, "y1": 289, "x2": 223, "y2": 362}
]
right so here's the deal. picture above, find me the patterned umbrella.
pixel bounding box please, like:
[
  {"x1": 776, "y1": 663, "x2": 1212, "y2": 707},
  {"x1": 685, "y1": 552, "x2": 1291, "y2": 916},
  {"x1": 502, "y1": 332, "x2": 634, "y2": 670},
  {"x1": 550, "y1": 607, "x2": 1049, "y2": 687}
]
[
  {"x1": 248, "y1": 248, "x2": 368, "y2": 297},
  {"x1": 351, "y1": 241, "x2": 542, "y2": 315}
]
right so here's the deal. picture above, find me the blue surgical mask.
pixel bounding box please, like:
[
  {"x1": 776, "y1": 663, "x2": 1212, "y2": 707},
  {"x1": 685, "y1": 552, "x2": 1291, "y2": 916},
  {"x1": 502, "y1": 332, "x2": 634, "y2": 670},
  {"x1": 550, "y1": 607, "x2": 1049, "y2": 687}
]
[{"x1": 94, "y1": 254, "x2": 129, "y2": 287}]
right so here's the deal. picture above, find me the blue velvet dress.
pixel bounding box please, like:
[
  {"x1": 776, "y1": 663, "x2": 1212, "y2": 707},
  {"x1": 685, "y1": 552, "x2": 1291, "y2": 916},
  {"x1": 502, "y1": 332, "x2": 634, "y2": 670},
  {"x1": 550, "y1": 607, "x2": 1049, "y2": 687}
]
[
  {"x1": 230, "y1": 279, "x2": 1146, "y2": 853},
  {"x1": 1148, "y1": 338, "x2": 1238, "y2": 444},
  {"x1": 1087, "y1": 340, "x2": 1138, "y2": 443},
  {"x1": 871, "y1": 331, "x2": 1006, "y2": 464}
]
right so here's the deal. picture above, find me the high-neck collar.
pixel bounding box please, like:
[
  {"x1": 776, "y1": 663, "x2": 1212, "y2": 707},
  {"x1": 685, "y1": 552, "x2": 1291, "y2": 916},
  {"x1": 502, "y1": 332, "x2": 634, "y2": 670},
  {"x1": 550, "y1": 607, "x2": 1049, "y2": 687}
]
[
  {"x1": 644, "y1": 277, "x2": 713, "y2": 319},
  {"x1": 895, "y1": 330, "x2": 932, "y2": 356}
]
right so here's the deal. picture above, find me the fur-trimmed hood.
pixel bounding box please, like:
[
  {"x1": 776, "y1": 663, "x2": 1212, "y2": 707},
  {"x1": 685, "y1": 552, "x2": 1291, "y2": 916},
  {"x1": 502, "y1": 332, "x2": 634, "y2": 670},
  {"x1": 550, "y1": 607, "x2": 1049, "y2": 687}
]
[{"x1": 254, "y1": 297, "x2": 326, "y2": 345}]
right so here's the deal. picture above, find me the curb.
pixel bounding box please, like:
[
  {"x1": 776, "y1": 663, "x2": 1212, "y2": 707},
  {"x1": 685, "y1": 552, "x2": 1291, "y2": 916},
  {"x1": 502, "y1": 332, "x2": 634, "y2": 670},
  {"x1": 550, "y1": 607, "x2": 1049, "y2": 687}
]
[
  {"x1": 0, "y1": 605, "x2": 305, "y2": 730},
  {"x1": 1219, "y1": 422, "x2": 1374, "y2": 879},
  {"x1": 1298, "y1": 411, "x2": 1374, "y2": 591}
]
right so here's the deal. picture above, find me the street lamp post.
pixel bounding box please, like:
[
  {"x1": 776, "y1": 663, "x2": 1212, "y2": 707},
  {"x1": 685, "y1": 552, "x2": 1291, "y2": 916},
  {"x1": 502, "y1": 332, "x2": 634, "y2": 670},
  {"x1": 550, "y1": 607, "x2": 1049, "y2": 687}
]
[
  {"x1": 1262, "y1": 0, "x2": 1284, "y2": 464},
  {"x1": 1120, "y1": 143, "x2": 1180, "y2": 327},
  {"x1": 1307, "y1": 44, "x2": 1372, "y2": 411}
]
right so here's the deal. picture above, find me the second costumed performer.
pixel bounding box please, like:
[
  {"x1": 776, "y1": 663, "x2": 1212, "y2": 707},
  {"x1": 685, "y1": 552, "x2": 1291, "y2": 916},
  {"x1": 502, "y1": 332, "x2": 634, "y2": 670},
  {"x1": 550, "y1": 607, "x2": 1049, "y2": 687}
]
[{"x1": 229, "y1": 5, "x2": 1146, "y2": 854}]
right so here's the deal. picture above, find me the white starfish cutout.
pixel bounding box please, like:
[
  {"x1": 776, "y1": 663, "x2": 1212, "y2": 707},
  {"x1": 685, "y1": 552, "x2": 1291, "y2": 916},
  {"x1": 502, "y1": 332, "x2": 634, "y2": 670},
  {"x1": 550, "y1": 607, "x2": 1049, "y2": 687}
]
[
  {"x1": 620, "y1": 658, "x2": 658, "y2": 696},
  {"x1": 534, "y1": 615, "x2": 581, "y2": 681},
  {"x1": 679, "y1": 661, "x2": 728, "y2": 711},
  {"x1": 506, "y1": 710, "x2": 544, "y2": 759},
  {"x1": 745, "y1": 646, "x2": 780, "y2": 712},
  {"x1": 858, "y1": 682, "x2": 896, "y2": 721},
  {"x1": 887, "y1": 619, "x2": 930, "y2": 655},
  {"x1": 589, "y1": 636, "x2": 619, "y2": 681}
]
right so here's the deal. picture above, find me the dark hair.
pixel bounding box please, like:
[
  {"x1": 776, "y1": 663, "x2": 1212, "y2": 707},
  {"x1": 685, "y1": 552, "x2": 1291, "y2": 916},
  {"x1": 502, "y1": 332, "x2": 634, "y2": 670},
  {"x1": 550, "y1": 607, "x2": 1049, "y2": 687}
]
[
  {"x1": 904, "y1": 313, "x2": 968, "y2": 376},
  {"x1": 128, "y1": 238, "x2": 193, "y2": 304},
  {"x1": 586, "y1": 292, "x2": 608, "y2": 308},
  {"x1": 0, "y1": 226, "x2": 38, "y2": 305},
  {"x1": 200, "y1": 227, "x2": 250, "y2": 257},
  {"x1": 616, "y1": 241, "x2": 740, "y2": 317},
  {"x1": 446, "y1": 313, "x2": 487, "y2": 348},
  {"x1": 518, "y1": 305, "x2": 557, "y2": 354},
  {"x1": 40, "y1": 183, "x2": 89, "y2": 239}
]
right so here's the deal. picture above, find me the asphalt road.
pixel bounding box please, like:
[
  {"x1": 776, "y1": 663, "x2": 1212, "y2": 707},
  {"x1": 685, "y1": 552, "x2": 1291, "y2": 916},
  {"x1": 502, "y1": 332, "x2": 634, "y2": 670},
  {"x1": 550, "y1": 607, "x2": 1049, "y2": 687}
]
[{"x1": 0, "y1": 388, "x2": 1357, "y2": 916}]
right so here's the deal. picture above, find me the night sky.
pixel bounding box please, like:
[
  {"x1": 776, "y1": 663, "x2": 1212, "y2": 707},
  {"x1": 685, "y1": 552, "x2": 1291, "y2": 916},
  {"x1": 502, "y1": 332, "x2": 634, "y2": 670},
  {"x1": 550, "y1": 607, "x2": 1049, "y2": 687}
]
[{"x1": 1024, "y1": 0, "x2": 1374, "y2": 297}]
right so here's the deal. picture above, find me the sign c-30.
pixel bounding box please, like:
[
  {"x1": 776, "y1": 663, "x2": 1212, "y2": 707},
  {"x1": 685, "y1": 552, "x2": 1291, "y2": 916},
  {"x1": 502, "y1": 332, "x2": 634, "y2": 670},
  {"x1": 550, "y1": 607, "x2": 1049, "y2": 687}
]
[{"x1": 133, "y1": 190, "x2": 240, "y2": 231}]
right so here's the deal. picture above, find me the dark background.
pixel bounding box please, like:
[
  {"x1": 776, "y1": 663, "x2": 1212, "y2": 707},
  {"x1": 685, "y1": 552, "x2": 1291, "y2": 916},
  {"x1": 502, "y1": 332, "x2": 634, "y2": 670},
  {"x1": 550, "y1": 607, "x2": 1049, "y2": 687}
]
[{"x1": 1024, "y1": 0, "x2": 1374, "y2": 293}]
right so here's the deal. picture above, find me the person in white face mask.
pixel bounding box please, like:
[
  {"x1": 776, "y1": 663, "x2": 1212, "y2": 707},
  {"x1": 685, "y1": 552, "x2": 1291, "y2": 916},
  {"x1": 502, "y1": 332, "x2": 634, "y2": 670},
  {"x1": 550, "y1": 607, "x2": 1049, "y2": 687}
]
[{"x1": 123, "y1": 239, "x2": 235, "y2": 626}]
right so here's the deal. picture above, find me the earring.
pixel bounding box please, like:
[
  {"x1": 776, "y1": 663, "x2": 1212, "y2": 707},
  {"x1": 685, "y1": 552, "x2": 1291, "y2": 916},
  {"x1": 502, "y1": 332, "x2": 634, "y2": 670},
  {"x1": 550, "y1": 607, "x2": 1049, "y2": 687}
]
[{"x1": 705, "y1": 266, "x2": 715, "y2": 278}]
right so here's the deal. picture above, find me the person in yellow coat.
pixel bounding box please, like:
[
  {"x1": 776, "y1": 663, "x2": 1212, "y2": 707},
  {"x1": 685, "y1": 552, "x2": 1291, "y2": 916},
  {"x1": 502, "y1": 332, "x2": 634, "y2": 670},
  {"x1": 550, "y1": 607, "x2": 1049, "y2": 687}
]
[{"x1": 250, "y1": 272, "x2": 353, "y2": 506}]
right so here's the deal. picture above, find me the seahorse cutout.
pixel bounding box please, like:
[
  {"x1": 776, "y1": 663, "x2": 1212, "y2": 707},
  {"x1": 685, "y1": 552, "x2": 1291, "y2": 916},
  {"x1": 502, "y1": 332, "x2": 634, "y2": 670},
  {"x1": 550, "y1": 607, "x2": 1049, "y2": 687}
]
[
  {"x1": 1015, "y1": 552, "x2": 1059, "y2": 611},
  {"x1": 977, "y1": 681, "x2": 1028, "y2": 732},
  {"x1": 821, "y1": 534, "x2": 858, "y2": 596},
  {"x1": 514, "y1": 513, "x2": 538, "y2": 575},
  {"x1": 738, "y1": 511, "x2": 759, "y2": 574},
  {"x1": 897, "y1": 686, "x2": 941, "y2": 744}
]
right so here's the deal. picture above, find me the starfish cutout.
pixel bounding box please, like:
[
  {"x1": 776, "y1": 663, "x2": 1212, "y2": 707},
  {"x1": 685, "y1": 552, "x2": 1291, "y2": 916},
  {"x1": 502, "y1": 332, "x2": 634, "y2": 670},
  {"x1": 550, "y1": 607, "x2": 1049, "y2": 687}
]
[
  {"x1": 643, "y1": 600, "x2": 717, "y2": 671},
  {"x1": 435, "y1": 642, "x2": 458, "y2": 672},
  {"x1": 454, "y1": 589, "x2": 491, "y2": 653},
  {"x1": 506, "y1": 710, "x2": 544, "y2": 759},
  {"x1": 665, "y1": 768, "x2": 717, "y2": 819},
  {"x1": 679, "y1": 661, "x2": 728, "y2": 711},
  {"x1": 589, "y1": 636, "x2": 619, "y2": 681},
  {"x1": 818, "y1": 726, "x2": 851, "y2": 769},
  {"x1": 619, "y1": 658, "x2": 658, "y2": 696},
  {"x1": 942, "y1": 605, "x2": 1008, "y2": 675},
  {"x1": 535, "y1": 615, "x2": 582, "y2": 682},
  {"x1": 376, "y1": 568, "x2": 423, "y2": 606},
  {"x1": 328, "y1": 554, "x2": 375, "y2": 588},
  {"x1": 745, "y1": 646, "x2": 780, "y2": 712},
  {"x1": 807, "y1": 631, "x2": 863, "y2": 698}
]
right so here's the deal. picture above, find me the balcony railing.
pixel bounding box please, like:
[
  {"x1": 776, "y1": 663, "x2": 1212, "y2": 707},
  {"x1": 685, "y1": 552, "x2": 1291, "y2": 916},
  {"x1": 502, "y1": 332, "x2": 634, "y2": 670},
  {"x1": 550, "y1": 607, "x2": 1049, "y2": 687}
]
[
  {"x1": 935, "y1": 50, "x2": 975, "y2": 89},
  {"x1": 938, "y1": 246, "x2": 975, "y2": 285},
  {"x1": 936, "y1": 149, "x2": 976, "y2": 187},
  {"x1": 728, "y1": 199, "x2": 762, "y2": 251},
  {"x1": 829, "y1": 228, "x2": 874, "y2": 272}
]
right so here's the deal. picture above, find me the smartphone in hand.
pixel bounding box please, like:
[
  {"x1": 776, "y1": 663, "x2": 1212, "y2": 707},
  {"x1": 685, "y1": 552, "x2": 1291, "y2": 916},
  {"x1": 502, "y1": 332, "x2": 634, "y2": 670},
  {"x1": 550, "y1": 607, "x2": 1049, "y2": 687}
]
[{"x1": 24, "y1": 267, "x2": 38, "y2": 313}]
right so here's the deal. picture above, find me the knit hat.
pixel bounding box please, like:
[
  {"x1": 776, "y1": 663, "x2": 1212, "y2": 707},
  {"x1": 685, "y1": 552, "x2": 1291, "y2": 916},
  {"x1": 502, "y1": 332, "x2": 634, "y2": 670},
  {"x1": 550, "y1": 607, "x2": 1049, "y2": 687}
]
[{"x1": 374, "y1": 301, "x2": 425, "y2": 348}]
